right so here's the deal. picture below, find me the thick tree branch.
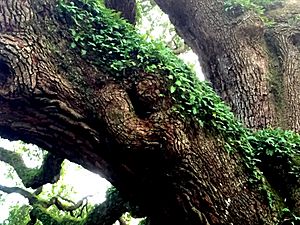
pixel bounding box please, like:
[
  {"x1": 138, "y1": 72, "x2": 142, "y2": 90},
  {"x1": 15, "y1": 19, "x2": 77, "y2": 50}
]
[
  {"x1": 0, "y1": 147, "x2": 63, "y2": 189},
  {"x1": 84, "y1": 188, "x2": 128, "y2": 225},
  {"x1": 264, "y1": 1, "x2": 300, "y2": 131},
  {"x1": 0, "y1": 0, "x2": 298, "y2": 224},
  {"x1": 153, "y1": 0, "x2": 277, "y2": 129}
]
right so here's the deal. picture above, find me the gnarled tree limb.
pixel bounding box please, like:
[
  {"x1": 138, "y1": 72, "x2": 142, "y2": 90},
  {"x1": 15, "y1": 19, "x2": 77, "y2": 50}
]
[{"x1": 0, "y1": 147, "x2": 63, "y2": 188}]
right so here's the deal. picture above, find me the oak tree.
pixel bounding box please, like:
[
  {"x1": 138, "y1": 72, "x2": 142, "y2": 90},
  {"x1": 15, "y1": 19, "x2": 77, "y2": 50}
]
[{"x1": 0, "y1": 0, "x2": 299, "y2": 224}]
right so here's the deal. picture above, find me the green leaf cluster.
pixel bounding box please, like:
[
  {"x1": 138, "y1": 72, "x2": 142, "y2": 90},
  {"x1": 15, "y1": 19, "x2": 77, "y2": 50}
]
[
  {"x1": 58, "y1": 0, "x2": 300, "y2": 213},
  {"x1": 230, "y1": 128, "x2": 300, "y2": 210},
  {"x1": 59, "y1": 0, "x2": 164, "y2": 76},
  {"x1": 1, "y1": 205, "x2": 33, "y2": 225},
  {"x1": 58, "y1": 0, "x2": 243, "y2": 138},
  {"x1": 280, "y1": 207, "x2": 300, "y2": 225},
  {"x1": 248, "y1": 128, "x2": 300, "y2": 179}
]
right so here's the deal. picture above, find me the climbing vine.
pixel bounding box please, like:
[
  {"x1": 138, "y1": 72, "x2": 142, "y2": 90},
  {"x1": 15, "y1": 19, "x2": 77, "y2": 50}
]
[
  {"x1": 57, "y1": 0, "x2": 299, "y2": 220},
  {"x1": 249, "y1": 128, "x2": 300, "y2": 179},
  {"x1": 58, "y1": 0, "x2": 243, "y2": 136}
]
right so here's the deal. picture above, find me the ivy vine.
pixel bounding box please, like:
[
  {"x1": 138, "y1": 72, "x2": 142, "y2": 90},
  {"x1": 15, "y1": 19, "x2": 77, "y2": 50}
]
[
  {"x1": 58, "y1": 0, "x2": 244, "y2": 136},
  {"x1": 57, "y1": 0, "x2": 299, "y2": 218}
]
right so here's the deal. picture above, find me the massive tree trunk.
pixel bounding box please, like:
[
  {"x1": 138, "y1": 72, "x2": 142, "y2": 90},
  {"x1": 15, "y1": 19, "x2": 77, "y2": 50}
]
[
  {"x1": 0, "y1": 0, "x2": 298, "y2": 224},
  {"x1": 154, "y1": 0, "x2": 300, "y2": 130}
]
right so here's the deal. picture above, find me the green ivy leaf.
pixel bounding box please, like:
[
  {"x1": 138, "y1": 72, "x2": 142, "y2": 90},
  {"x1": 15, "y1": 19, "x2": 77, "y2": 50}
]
[
  {"x1": 175, "y1": 80, "x2": 182, "y2": 86},
  {"x1": 81, "y1": 49, "x2": 87, "y2": 56},
  {"x1": 170, "y1": 86, "x2": 176, "y2": 93},
  {"x1": 70, "y1": 42, "x2": 76, "y2": 48}
]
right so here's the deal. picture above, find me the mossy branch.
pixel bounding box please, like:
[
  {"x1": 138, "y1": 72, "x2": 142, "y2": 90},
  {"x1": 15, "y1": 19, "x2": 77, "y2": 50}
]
[
  {"x1": 0, "y1": 184, "x2": 130, "y2": 225},
  {"x1": 0, "y1": 147, "x2": 63, "y2": 189},
  {"x1": 57, "y1": 0, "x2": 300, "y2": 218}
]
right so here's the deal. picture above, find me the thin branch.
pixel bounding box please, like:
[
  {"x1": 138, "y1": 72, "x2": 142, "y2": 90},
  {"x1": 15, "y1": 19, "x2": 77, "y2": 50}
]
[
  {"x1": 55, "y1": 195, "x2": 93, "y2": 212},
  {"x1": 33, "y1": 186, "x2": 43, "y2": 196},
  {"x1": 0, "y1": 184, "x2": 37, "y2": 203},
  {"x1": 84, "y1": 188, "x2": 128, "y2": 225},
  {"x1": 27, "y1": 210, "x2": 37, "y2": 225},
  {"x1": 59, "y1": 195, "x2": 77, "y2": 205},
  {"x1": 77, "y1": 199, "x2": 88, "y2": 218}
]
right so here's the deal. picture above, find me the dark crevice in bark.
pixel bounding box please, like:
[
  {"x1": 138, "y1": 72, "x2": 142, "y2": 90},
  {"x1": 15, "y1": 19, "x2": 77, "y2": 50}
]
[
  {"x1": 0, "y1": 59, "x2": 12, "y2": 82},
  {"x1": 291, "y1": 33, "x2": 300, "y2": 47},
  {"x1": 126, "y1": 74, "x2": 169, "y2": 120}
]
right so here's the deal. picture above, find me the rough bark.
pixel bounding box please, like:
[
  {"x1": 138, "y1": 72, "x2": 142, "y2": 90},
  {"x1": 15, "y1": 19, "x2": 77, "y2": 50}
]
[
  {"x1": 154, "y1": 0, "x2": 300, "y2": 131},
  {"x1": 0, "y1": 0, "x2": 297, "y2": 224}
]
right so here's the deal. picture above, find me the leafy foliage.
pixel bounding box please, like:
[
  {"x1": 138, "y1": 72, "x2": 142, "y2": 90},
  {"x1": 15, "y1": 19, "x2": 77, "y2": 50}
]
[
  {"x1": 280, "y1": 207, "x2": 300, "y2": 225},
  {"x1": 0, "y1": 0, "x2": 299, "y2": 223},
  {"x1": 249, "y1": 128, "x2": 300, "y2": 179},
  {"x1": 57, "y1": 0, "x2": 300, "y2": 207},
  {"x1": 58, "y1": 0, "x2": 241, "y2": 139},
  {"x1": 56, "y1": 0, "x2": 300, "y2": 220},
  {"x1": 0, "y1": 148, "x2": 103, "y2": 225},
  {"x1": 1, "y1": 205, "x2": 34, "y2": 225}
]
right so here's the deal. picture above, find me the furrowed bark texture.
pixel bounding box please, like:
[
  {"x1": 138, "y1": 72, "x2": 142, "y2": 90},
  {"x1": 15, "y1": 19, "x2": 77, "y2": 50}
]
[
  {"x1": 154, "y1": 0, "x2": 300, "y2": 131},
  {"x1": 0, "y1": 0, "x2": 287, "y2": 224}
]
